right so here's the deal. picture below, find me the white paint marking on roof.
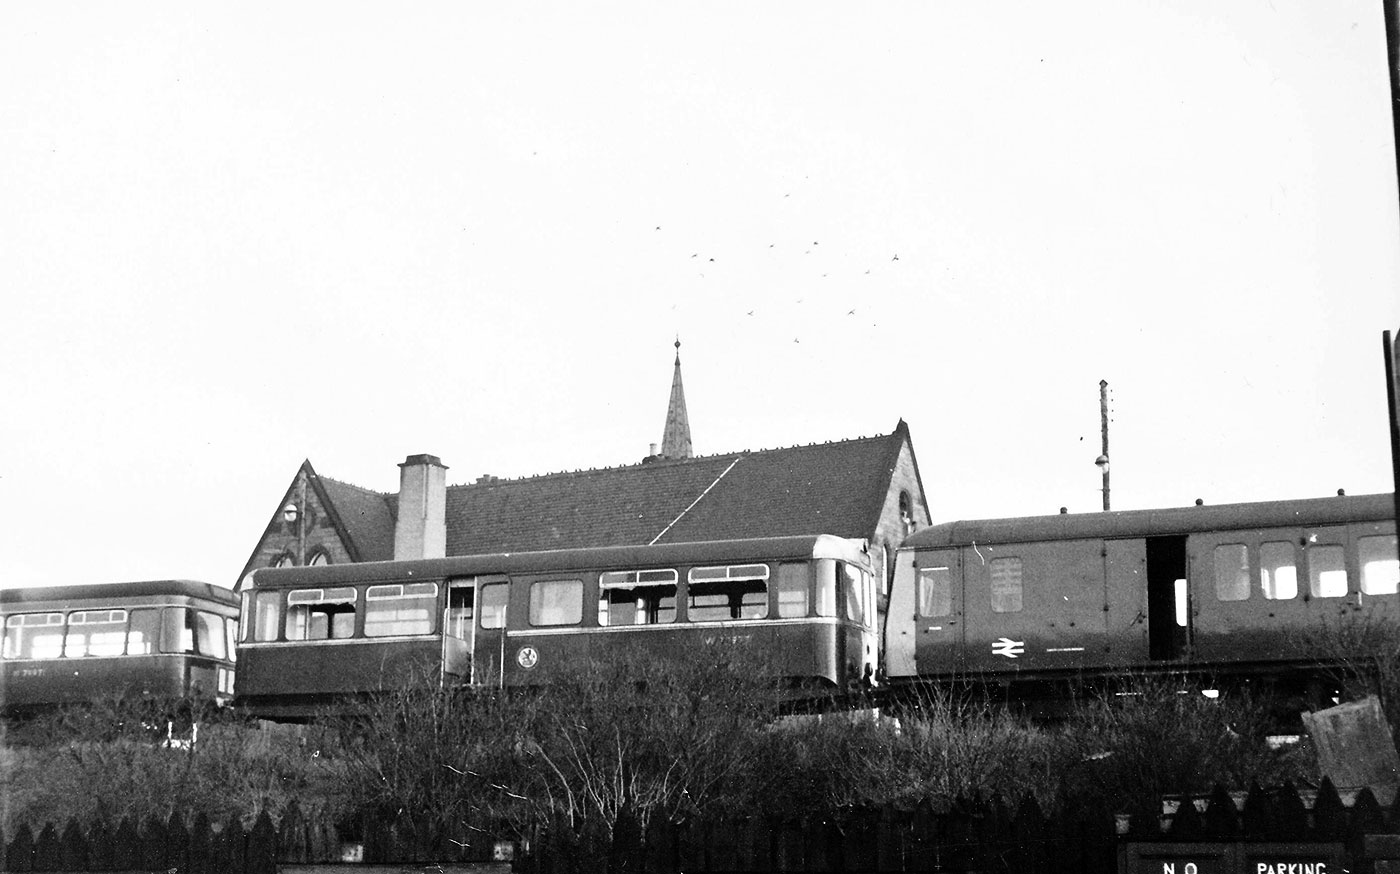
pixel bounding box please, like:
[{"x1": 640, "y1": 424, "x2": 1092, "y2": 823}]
[{"x1": 648, "y1": 456, "x2": 745, "y2": 545}]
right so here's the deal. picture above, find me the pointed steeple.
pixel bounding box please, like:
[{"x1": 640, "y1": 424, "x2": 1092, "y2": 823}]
[{"x1": 659, "y1": 338, "x2": 693, "y2": 459}]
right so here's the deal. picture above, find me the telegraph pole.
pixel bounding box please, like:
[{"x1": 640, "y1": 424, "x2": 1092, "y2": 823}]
[{"x1": 1095, "y1": 380, "x2": 1111, "y2": 511}]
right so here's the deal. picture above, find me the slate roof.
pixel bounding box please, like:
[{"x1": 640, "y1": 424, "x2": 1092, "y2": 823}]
[
  {"x1": 324, "y1": 422, "x2": 915, "y2": 559},
  {"x1": 318, "y1": 475, "x2": 397, "y2": 562}
]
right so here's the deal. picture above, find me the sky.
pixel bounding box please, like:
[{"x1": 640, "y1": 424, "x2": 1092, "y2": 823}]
[{"x1": 3, "y1": 3, "x2": 1399, "y2": 590}]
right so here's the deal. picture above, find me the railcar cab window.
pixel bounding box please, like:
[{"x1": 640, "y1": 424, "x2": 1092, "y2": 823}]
[
  {"x1": 989, "y1": 557, "x2": 1023, "y2": 613},
  {"x1": 687, "y1": 564, "x2": 769, "y2": 621},
  {"x1": 252, "y1": 591, "x2": 281, "y2": 641},
  {"x1": 775, "y1": 563, "x2": 809, "y2": 618},
  {"x1": 364, "y1": 583, "x2": 438, "y2": 636},
  {"x1": 530, "y1": 579, "x2": 583, "y2": 626},
  {"x1": 286, "y1": 587, "x2": 356, "y2": 640},
  {"x1": 1214, "y1": 544, "x2": 1250, "y2": 602},
  {"x1": 1309, "y1": 545, "x2": 1348, "y2": 598},
  {"x1": 167, "y1": 608, "x2": 230, "y2": 659},
  {"x1": 599, "y1": 569, "x2": 677, "y2": 626},
  {"x1": 1360, "y1": 535, "x2": 1400, "y2": 595},
  {"x1": 917, "y1": 566, "x2": 953, "y2": 618},
  {"x1": 814, "y1": 559, "x2": 868, "y2": 620}
]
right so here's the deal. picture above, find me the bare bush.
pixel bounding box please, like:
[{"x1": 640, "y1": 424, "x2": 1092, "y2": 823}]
[{"x1": 1, "y1": 694, "x2": 348, "y2": 834}]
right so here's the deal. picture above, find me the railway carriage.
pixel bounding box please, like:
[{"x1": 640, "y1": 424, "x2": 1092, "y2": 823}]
[
  {"x1": 236, "y1": 534, "x2": 878, "y2": 720},
  {"x1": 886, "y1": 493, "x2": 1399, "y2": 692},
  {"x1": 0, "y1": 580, "x2": 240, "y2": 714}
]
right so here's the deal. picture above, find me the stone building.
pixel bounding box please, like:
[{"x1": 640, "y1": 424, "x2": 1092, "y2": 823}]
[{"x1": 236, "y1": 345, "x2": 930, "y2": 599}]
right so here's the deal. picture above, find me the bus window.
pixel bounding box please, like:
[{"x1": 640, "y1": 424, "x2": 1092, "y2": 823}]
[
  {"x1": 127, "y1": 608, "x2": 160, "y2": 655},
  {"x1": 1308, "y1": 545, "x2": 1348, "y2": 598},
  {"x1": 365, "y1": 583, "x2": 438, "y2": 636},
  {"x1": 4, "y1": 613, "x2": 64, "y2": 659},
  {"x1": 286, "y1": 587, "x2": 357, "y2": 640},
  {"x1": 479, "y1": 583, "x2": 508, "y2": 629},
  {"x1": 529, "y1": 580, "x2": 584, "y2": 626},
  {"x1": 1260, "y1": 542, "x2": 1297, "y2": 600},
  {"x1": 1214, "y1": 544, "x2": 1250, "y2": 601},
  {"x1": 65, "y1": 609, "x2": 127, "y2": 657},
  {"x1": 599, "y1": 569, "x2": 677, "y2": 626},
  {"x1": 253, "y1": 591, "x2": 281, "y2": 641},
  {"x1": 775, "y1": 564, "x2": 808, "y2": 618},
  {"x1": 687, "y1": 564, "x2": 769, "y2": 621},
  {"x1": 1360, "y1": 535, "x2": 1399, "y2": 595}
]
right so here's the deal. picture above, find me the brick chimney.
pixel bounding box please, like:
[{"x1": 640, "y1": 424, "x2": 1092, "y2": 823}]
[{"x1": 394, "y1": 454, "x2": 448, "y2": 560}]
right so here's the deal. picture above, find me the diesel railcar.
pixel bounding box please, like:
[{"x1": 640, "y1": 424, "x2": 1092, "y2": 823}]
[
  {"x1": 0, "y1": 580, "x2": 240, "y2": 714},
  {"x1": 885, "y1": 492, "x2": 1399, "y2": 692},
  {"x1": 236, "y1": 534, "x2": 878, "y2": 720}
]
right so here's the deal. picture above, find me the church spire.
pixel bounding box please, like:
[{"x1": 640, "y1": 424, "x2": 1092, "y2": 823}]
[{"x1": 659, "y1": 337, "x2": 693, "y2": 459}]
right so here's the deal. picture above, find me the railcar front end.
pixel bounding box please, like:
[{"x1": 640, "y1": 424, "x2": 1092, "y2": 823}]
[{"x1": 0, "y1": 580, "x2": 240, "y2": 715}]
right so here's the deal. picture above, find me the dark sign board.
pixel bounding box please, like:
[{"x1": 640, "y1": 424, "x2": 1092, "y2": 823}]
[{"x1": 1121, "y1": 843, "x2": 1346, "y2": 874}]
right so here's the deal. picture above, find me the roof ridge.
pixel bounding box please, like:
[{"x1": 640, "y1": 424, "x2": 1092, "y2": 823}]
[
  {"x1": 440, "y1": 430, "x2": 896, "y2": 491},
  {"x1": 318, "y1": 474, "x2": 393, "y2": 497}
]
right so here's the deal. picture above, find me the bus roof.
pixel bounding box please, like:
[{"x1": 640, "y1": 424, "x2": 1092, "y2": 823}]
[
  {"x1": 902, "y1": 492, "x2": 1396, "y2": 550},
  {"x1": 250, "y1": 534, "x2": 870, "y2": 589},
  {"x1": 0, "y1": 580, "x2": 239, "y2": 609}
]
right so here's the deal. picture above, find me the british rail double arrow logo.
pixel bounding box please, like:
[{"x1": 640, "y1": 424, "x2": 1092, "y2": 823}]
[{"x1": 991, "y1": 637, "x2": 1025, "y2": 658}]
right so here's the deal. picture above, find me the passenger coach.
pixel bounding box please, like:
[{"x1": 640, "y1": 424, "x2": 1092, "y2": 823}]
[
  {"x1": 0, "y1": 580, "x2": 239, "y2": 714},
  {"x1": 886, "y1": 493, "x2": 1399, "y2": 689},
  {"x1": 236, "y1": 534, "x2": 878, "y2": 719}
]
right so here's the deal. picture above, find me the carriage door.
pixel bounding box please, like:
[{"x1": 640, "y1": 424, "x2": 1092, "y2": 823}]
[
  {"x1": 473, "y1": 577, "x2": 510, "y2": 688},
  {"x1": 1146, "y1": 536, "x2": 1190, "y2": 660},
  {"x1": 443, "y1": 579, "x2": 476, "y2": 685},
  {"x1": 911, "y1": 549, "x2": 964, "y2": 676}
]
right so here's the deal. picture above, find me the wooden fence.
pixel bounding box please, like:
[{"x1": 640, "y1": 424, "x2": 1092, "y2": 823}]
[{"x1": 5, "y1": 780, "x2": 1400, "y2": 874}]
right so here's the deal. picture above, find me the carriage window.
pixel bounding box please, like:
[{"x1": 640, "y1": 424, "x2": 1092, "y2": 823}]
[
  {"x1": 1360, "y1": 535, "x2": 1399, "y2": 595},
  {"x1": 65, "y1": 609, "x2": 128, "y2": 657},
  {"x1": 1214, "y1": 544, "x2": 1250, "y2": 602},
  {"x1": 365, "y1": 583, "x2": 438, "y2": 636},
  {"x1": 1308, "y1": 545, "x2": 1348, "y2": 598},
  {"x1": 599, "y1": 569, "x2": 677, "y2": 626},
  {"x1": 3, "y1": 613, "x2": 65, "y2": 659},
  {"x1": 479, "y1": 583, "x2": 508, "y2": 629},
  {"x1": 1260, "y1": 542, "x2": 1297, "y2": 600},
  {"x1": 286, "y1": 587, "x2": 357, "y2": 640},
  {"x1": 127, "y1": 608, "x2": 160, "y2": 655},
  {"x1": 687, "y1": 564, "x2": 769, "y2": 621},
  {"x1": 917, "y1": 567, "x2": 953, "y2": 618},
  {"x1": 446, "y1": 584, "x2": 474, "y2": 639},
  {"x1": 253, "y1": 591, "x2": 282, "y2": 641},
  {"x1": 815, "y1": 559, "x2": 837, "y2": 617},
  {"x1": 530, "y1": 579, "x2": 583, "y2": 626},
  {"x1": 989, "y1": 557, "x2": 1022, "y2": 613},
  {"x1": 775, "y1": 563, "x2": 809, "y2": 618}
]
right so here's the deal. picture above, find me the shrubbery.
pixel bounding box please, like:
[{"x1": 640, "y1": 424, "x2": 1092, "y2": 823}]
[{"x1": 1, "y1": 649, "x2": 1327, "y2": 863}]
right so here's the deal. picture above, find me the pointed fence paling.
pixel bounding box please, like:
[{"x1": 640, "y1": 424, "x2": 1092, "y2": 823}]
[{"x1": 5, "y1": 781, "x2": 1400, "y2": 873}]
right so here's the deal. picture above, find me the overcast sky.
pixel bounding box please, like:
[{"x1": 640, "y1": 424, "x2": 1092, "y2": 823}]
[{"x1": 3, "y1": 2, "x2": 1399, "y2": 590}]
